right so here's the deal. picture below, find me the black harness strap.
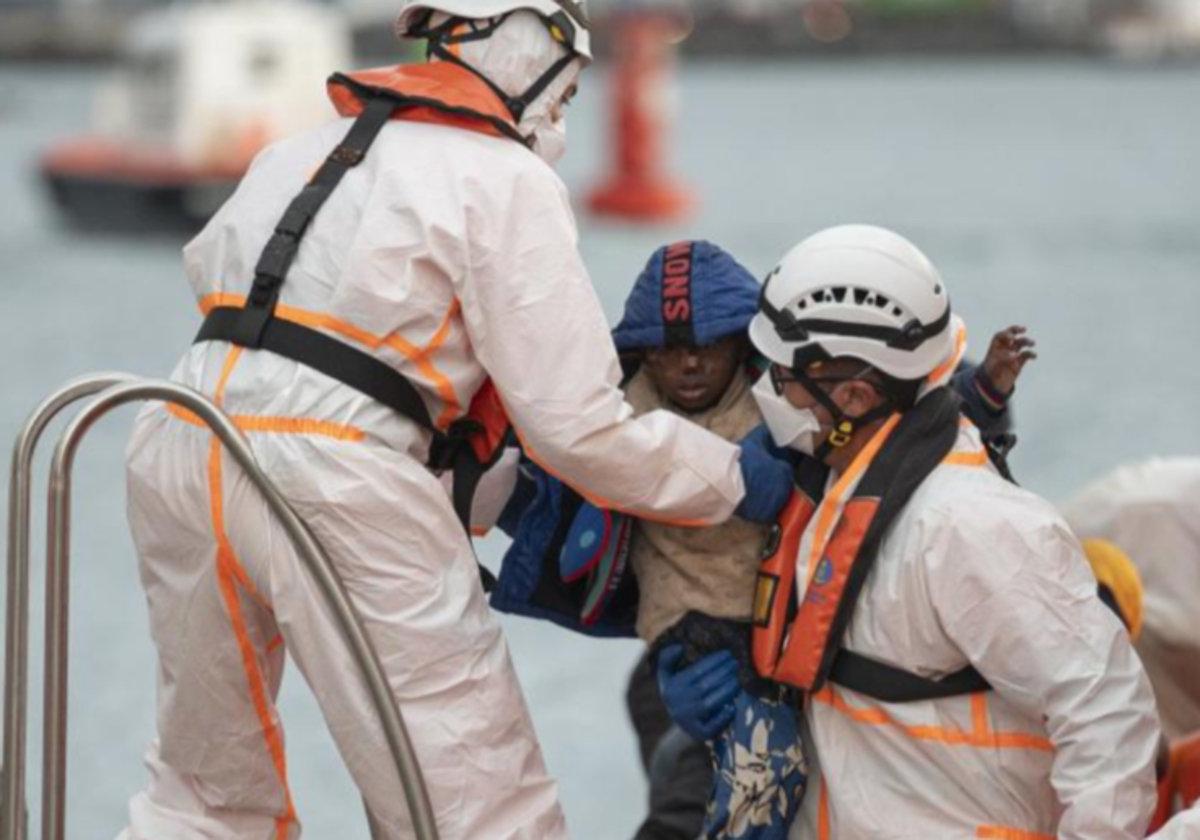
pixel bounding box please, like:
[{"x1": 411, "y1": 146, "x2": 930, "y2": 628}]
[
  {"x1": 224, "y1": 96, "x2": 397, "y2": 349},
  {"x1": 829, "y1": 650, "x2": 989, "y2": 703},
  {"x1": 193, "y1": 93, "x2": 506, "y2": 591},
  {"x1": 198, "y1": 308, "x2": 435, "y2": 431}
]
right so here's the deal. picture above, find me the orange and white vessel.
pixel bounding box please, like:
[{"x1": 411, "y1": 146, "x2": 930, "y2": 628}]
[{"x1": 41, "y1": 0, "x2": 351, "y2": 233}]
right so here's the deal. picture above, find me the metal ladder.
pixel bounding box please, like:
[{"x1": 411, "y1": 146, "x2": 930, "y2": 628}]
[{"x1": 0, "y1": 374, "x2": 441, "y2": 840}]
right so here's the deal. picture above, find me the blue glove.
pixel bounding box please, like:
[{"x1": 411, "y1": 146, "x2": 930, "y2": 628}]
[
  {"x1": 734, "y1": 425, "x2": 794, "y2": 523},
  {"x1": 656, "y1": 645, "x2": 741, "y2": 742}
]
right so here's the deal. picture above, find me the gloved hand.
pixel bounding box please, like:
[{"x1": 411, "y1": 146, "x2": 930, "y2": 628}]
[
  {"x1": 656, "y1": 645, "x2": 741, "y2": 742},
  {"x1": 734, "y1": 425, "x2": 794, "y2": 523}
]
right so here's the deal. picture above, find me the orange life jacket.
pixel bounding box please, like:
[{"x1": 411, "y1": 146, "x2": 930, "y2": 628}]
[
  {"x1": 750, "y1": 391, "x2": 989, "y2": 702},
  {"x1": 326, "y1": 62, "x2": 525, "y2": 145},
  {"x1": 752, "y1": 480, "x2": 881, "y2": 691}
]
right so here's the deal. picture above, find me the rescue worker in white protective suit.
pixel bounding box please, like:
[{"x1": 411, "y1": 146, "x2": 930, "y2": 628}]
[
  {"x1": 661, "y1": 225, "x2": 1161, "y2": 840},
  {"x1": 118, "y1": 2, "x2": 793, "y2": 838},
  {"x1": 1061, "y1": 458, "x2": 1200, "y2": 743}
]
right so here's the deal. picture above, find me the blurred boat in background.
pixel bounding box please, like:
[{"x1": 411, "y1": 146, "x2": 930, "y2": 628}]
[
  {"x1": 1101, "y1": 0, "x2": 1200, "y2": 61},
  {"x1": 39, "y1": 0, "x2": 351, "y2": 233}
]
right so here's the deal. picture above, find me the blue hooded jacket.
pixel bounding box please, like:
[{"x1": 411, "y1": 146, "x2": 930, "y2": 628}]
[
  {"x1": 489, "y1": 241, "x2": 764, "y2": 637},
  {"x1": 612, "y1": 240, "x2": 763, "y2": 354}
]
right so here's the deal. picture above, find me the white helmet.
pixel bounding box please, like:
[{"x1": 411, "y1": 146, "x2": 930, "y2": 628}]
[
  {"x1": 397, "y1": 0, "x2": 592, "y2": 62},
  {"x1": 749, "y1": 225, "x2": 960, "y2": 383}
]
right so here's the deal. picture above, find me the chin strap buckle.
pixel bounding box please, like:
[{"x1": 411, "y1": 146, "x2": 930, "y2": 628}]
[{"x1": 827, "y1": 421, "x2": 854, "y2": 449}]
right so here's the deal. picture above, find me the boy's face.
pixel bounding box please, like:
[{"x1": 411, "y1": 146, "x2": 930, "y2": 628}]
[{"x1": 643, "y1": 335, "x2": 748, "y2": 414}]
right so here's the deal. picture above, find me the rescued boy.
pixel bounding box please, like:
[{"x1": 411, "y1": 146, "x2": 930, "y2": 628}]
[{"x1": 491, "y1": 239, "x2": 1035, "y2": 840}]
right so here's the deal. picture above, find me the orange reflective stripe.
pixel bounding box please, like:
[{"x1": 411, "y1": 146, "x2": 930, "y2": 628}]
[
  {"x1": 928, "y1": 323, "x2": 968, "y2": 387},
  {"x1": 971, "y1": 693, "x2": 990, "y2": 738},
  {"x1": 806, "y1": 415, "x2": 901, "y2": 585},
  {"x1": 943, "y1": 448, "x2": 989, "y2": 467},
  {"x1": 216, "y1": 346, "x2": 243, "y2": 404},
  {"x1": 814, "y1": 685, "x2": 1053, "y2": 753},
  {"x1": 513, "y1": 424, "x2": 712, "y2": 528},
  {"x1": 167, "y1": 403, "x2": 366, "y2": 443},
  {"x1": 232, "y1": 415, "x2": 366, "y2": 442},
  {"x1": 818, "y1": 780, "x2": 831, "y2": 840},
  {"x1": 200, "y1": 293, "x2": 388, "y2": 349},
  {"x1": 210, "y1": 451, "x2": 295, "y2": 837},
  {"x1": 976, "y1": 827, "x2": 1053, "y2": 840},
  {"x1": 199, "y1": 293, "x2": 460, "y2": 430},
  {"x1": 207, "y1": 351, "x2": 295, "y2": 834},
  {"x1": 384, "y1": 329, "x2": 459, "y2": 430},
  {"x1": 421, "y1": 299, "x2": 463, "y2": 428}
]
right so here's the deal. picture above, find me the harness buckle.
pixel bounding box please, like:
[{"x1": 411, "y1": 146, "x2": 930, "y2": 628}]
[
  {"x1": 426, "y1": 418, "x2": 483, "y2": 472},
  {"x1": 330, "y1": 146, "x2": 366, "y2": 167}
]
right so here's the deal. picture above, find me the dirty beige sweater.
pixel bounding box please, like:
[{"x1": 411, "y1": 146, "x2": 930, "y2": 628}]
[{"x1": 625, "y1": 368, "x2": 771, "y2": 643}]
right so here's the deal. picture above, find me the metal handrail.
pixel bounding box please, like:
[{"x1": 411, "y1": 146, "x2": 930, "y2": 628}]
[
  {"x1": 4, "y1": 373, "x2": 136, "y2": 840},
  {"x1": 5, "y1": 376, "x2": 439, "y2": 840}
]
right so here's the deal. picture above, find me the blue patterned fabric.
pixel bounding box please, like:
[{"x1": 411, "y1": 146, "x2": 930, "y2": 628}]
[{"x1": 706, "y1": 690, "x2": 808, "y2": 840}]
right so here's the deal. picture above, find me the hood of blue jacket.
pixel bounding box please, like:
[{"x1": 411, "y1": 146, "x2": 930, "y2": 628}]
[{"x1": 612, "y1": 240, "x2": 762, "y2": 352}]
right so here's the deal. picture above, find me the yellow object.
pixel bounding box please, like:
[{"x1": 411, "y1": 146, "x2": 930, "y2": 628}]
[{"x1": 1083, "y1": 538, "x2": 1145, "y2": 641}]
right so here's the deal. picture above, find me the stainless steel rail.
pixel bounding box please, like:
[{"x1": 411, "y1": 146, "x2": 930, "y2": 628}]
[
  {"x1": 4, "y1": 376, "x2": 439, "y2": 840},
  {"x1": 3, "y1": 373, "x2": 134, "y2": 840}
]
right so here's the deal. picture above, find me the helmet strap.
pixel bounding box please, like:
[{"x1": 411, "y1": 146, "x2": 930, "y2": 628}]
[
  {"x1": 788, "y1": 365, "x2": 896, "y2": 460},
  {"x1": 422, "y1": 13, "x2": 578, "y2": 127}
]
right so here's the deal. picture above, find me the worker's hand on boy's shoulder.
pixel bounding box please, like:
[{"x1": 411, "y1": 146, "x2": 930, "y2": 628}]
[
  {"x1": 980, "y1": 325, "x2": 1037, "y2": 398},
  {"x1": 734, "y1": 425, "x2": 796, "y2": 524}
]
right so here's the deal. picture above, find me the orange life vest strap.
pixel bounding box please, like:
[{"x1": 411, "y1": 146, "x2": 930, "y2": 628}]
[{"x1": 752, "y1": 388, "x2": 965, "y2": 696}]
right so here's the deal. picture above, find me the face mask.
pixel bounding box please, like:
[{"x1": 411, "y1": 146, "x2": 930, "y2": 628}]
[
  {"x1": 752, "y1": 374, "x2": 823, "y2": 455},
  {"x1": 532, "y1": 114, "x2": 567, "y2": 166}
]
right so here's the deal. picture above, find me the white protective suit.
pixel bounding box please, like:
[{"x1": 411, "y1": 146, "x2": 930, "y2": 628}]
[
  {"x1": 787, "y1": 421, "x2": 1160, "y2": 840},
  {"x1": 1061, "y1": 458, "x2": 1200, "y2": 742},
  {"x1": 1156, "y1": 805, "x2": 1200, "y2": 840},
  {"x1": 119, "y1": 16, "x2": 744, "y2": 840}
]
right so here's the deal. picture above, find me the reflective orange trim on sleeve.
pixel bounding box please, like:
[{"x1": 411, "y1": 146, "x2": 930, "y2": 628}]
[
  {"x1": 511, "y1": 423, "x2": 713, "y2": 528},
  {"x1": 199, "y1": 292, "x2": 461, "y2": 429},
  {"x1": 976, "y1": 826, "x2": 1054, "y2": 840},
  {"x1": 166, "y1": 403, "x2": 367, "y2": 443},
  {"x1": 813, "y1": 685, "x2": 1053, "y2": 753}
]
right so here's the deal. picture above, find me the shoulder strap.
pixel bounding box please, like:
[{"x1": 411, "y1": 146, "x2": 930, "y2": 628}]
[
  {"x1": 811, "y1": 389, "x2": 961, "y2": 691},
  {"x1": 194, "y1": 95, "x2": 506, "y2": 591},
  {"x1": 196, "y1": 95, "x2": 436, "y2": 432},
  {"x1": 829, "y1": 649, "x2": 990, "y2": 703},
  {"x1": 224, "y1": 96, "x2": 397, "y2": 350}
]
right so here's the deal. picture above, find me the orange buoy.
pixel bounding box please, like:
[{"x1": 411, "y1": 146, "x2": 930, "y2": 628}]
[{"x1": 588, "y1": 8, "x2": 694, "y2": 222}]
